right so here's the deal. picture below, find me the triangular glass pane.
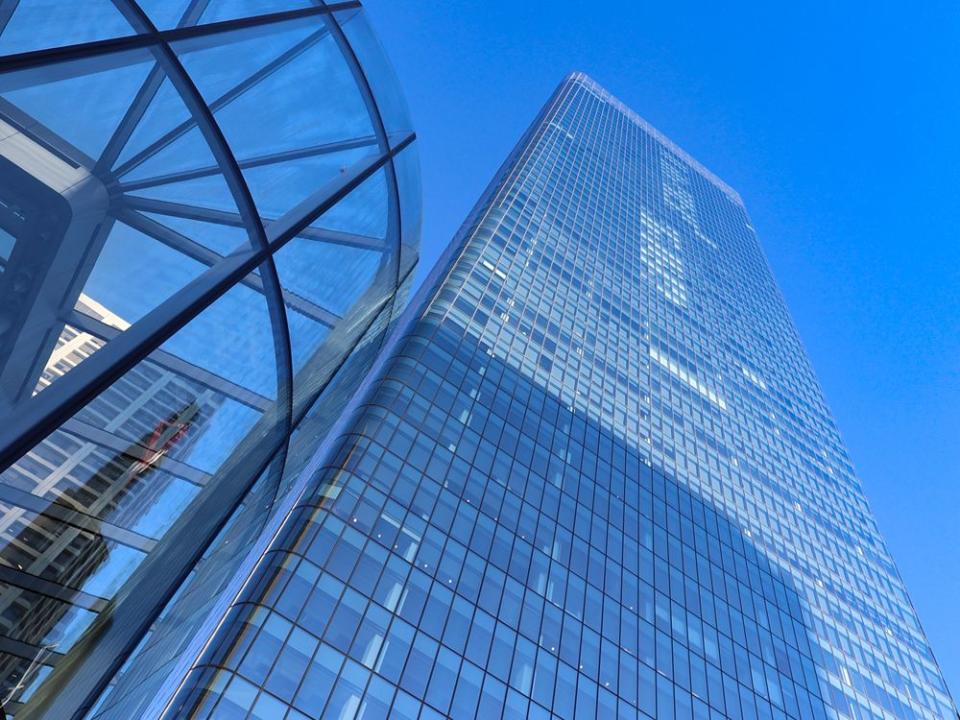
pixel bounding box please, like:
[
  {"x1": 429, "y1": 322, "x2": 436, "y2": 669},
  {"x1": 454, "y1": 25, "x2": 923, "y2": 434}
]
[
  {"x1": 1, "y1": 53, "x2": 153, "y2": 159},
  {"x1": 120, "y1": 125, "x2": 216, "y2": 183},
  {"x1": 114, "y1": 77, "x2": 193, "y2": 170},
  {"x1": 127, "y1": 171, "x2": 241, "y2": 215},
  {"x1": 143, "y1": 212, "x2": 251, "y2": 256},
  {"x1": 136, "y1": 0, "x2": 195, "y2": 29},
  {"x1": 0, "y1": 0, "x2": 135, "y2": 55}
]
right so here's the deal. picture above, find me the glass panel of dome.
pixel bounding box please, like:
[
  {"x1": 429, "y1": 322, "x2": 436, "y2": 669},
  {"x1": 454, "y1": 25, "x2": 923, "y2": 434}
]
[
  {"x1": 0, "y1": 0, "x2": 134, "y2": 56},
  {"x1": 174, "y1": 14, "x2": 380, "y2": 223},
  {"x1": 334, "y1": 9, "x2": 416, "y2": 139}
]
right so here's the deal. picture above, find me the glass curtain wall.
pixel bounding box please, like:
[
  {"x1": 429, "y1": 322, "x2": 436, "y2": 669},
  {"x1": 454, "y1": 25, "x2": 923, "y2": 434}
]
[
  {"x1": 0, "y1": 2, "x2": 420, "y2": 718},
  {"x1": 164, "y1": 73, "x2": 955, "y2": 720}
]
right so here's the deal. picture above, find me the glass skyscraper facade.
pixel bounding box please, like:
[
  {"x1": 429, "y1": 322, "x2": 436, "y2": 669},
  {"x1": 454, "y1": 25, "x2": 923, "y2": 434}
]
[
  {"x1": 164, "y1": 72, "x2": 955, "y2": 720},
  {"x1": 0, "y1": 2, "x2": 420, "y2": 718}
]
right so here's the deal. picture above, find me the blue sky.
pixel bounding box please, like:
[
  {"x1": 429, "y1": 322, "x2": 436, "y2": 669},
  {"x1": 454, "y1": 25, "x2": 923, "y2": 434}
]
[{"x1": 364, "y1": 0, "x2": 960, "y2": 698}]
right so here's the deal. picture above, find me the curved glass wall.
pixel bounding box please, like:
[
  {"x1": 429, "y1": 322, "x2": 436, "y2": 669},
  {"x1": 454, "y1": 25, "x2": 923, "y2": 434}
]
[{"x1": 0, "y1": 2, "x2": 419, "y2": 718}]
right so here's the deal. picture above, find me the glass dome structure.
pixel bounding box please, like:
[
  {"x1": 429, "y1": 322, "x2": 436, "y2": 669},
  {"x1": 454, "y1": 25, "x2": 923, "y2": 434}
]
[{"x1": 0, "y1": 1, "x2": 420, "y2": 717}]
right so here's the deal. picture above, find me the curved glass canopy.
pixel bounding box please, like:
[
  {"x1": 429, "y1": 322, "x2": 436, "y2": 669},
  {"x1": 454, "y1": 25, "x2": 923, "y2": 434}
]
[{"x1": 0, "y1": 2, "x2": 419, "y2": 717}]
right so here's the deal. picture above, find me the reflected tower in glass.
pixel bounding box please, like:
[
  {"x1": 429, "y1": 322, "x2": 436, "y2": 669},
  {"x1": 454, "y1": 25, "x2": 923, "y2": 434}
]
[
  {"x1": 165, "y1": 73, "x2": 955, "y2": 720},
  {"x1": 0, "y1": 2, "x2": 420, "y2": 718}
]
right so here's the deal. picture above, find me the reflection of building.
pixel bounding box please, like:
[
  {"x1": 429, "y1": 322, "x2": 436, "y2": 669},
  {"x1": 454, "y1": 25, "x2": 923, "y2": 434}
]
[
  {"x1": 168, "y1": 73, "x2": 956, "y2": 720},
  {"x1": 0, "y1": 294, "x2": 219, "y2": 706},
  {"x1": 34, "y1": 296, "x2": 129, "y2": 396},
  {"x1": 0, "y1": 2, "x2": 420, "y2": 718}
]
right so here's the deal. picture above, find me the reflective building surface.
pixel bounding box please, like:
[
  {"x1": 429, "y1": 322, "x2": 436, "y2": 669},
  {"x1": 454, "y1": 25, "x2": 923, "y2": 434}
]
[
  {"x1": 166, "y1": 73, "x2": 955, "y2": 720},
  {"x1": 0, "y1": 1, "x2": 420, "y2": 718}
]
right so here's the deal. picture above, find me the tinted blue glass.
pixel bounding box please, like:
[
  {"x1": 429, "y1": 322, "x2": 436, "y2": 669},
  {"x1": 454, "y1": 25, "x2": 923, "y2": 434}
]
[{"x1": 0, "y1": 0, "x2": 134, "y2": 55}]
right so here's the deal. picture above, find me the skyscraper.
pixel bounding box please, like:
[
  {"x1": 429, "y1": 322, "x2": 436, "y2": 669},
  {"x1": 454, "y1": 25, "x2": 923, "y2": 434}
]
[{"x1": 164, "y1": 72, "x2": 955, "y2": 720}]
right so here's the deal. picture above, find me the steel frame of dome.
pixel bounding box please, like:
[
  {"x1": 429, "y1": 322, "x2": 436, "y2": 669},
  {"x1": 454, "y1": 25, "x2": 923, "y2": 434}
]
[{"x1": 0, "y1": 1, "x2": 419, "y2": 718}]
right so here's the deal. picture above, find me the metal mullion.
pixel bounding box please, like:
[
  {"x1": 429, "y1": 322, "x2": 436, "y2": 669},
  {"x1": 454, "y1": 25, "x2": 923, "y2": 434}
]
[
  {"x1": 113, "y1": 23, "x2": 337, "y2": 178},
  {"x1": 119, "y1": 196, "x2": 249, "y2": 226},
  {"x1": 0, "y1": 566, "x2": 107, "y2": 613},
  {"x1": 61, "y1": 418, "x2": 210, "y2": 486},
  {"x1": 325, "y1": 11, "x2": 390, "y2": 153},
  {"x1": 0, "y1": 483, "x2": 157, "y2": 554},
  {"x1": 174, "y1": 0, "x2": 214, "y2": 29},
  {"x1": 118, "y1": 135, "x2": 378, "y2": 191},
  {"x1": 114, "y1": 207, "x2": 232, "y2": 267},
  {"x1": 278, "y1": 289, "x2": 340, "y2": 328},
  {"x1": 238, "y1": 136, "x2": 376, "y2": 170},
  {"x1": 0, "y1": 2, "x2": 359, "y2": 74},
  {"x1": 122, "y1": 197, "x2": 388, "y2": 250},
  {"x1": 293, "y1": 225, "x2": 385, "y2": 250}
]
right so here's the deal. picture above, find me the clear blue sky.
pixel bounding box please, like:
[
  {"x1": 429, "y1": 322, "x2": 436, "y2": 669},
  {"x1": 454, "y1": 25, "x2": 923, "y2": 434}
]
[{"x1": 364, "y1": 0, "x2": 960, "y2": 697}]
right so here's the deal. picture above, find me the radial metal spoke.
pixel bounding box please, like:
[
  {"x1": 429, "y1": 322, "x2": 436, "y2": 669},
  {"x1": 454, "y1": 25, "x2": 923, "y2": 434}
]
[
  {"x1": 120, "y1": 197, "x2": 390, "y2": 250},
  {"x1": 117, "y1": 135, "x2": 378, "y2": 191},
  {"x1": 0, "y1": 566, "x2": 107, "y2": 613},
  {"x1": 0, "y1": 483, "x2": 157, "y2": 553},
  {"x1": 95, "y1": 63, "x2": 166, "y2": 174},
  {"x1": 115, "y1": 207, "x2": 234, "y2": 267},
  {"x1": 173, "y1": 0, "x2": 214, "y2": 29}
]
